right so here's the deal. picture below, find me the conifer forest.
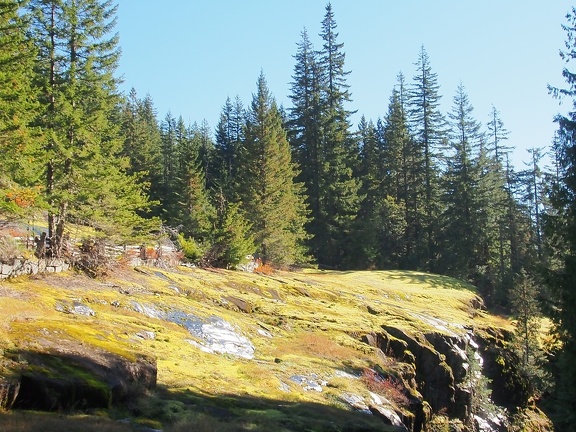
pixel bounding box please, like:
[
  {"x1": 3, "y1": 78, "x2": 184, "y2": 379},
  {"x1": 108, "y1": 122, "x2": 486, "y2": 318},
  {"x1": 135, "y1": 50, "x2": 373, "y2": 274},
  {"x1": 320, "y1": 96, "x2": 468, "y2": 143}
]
[{"x1": 3, "y1": 0, "x2": 576, "y2": 429}]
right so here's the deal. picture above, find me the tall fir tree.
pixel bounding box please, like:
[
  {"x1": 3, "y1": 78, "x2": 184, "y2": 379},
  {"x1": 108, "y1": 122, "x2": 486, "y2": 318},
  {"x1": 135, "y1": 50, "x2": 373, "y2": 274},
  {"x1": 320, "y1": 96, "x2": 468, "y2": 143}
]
[
  {"x1": 315, "y1": 3, "x2": 361, "y2": 268},
  {"x1": 520, "y1": 148, "x2": 546, "y2": 261},
  {"x1": 175, "y1": 121, "x2": 215, "y2": 241},
  {"x1": 486, "y1": 105, "x2": 512, "y2": 168},
  {"x1": 439, "y1": 83, "x2": 485, "y2": 280},
  {"x1": 382, "y1": 74, "x2": 419, "y2": 268},
  {"x1": 504, "y1": 158, "x2": 537, "y2": 294},
  {"x1": 473, "y1": 138, "x2": 509, "y2": 301},
  {"x1": 28, "y1": 0, "x2": 152, "y2": 252},
  {"x1": 0, "y1": 0, "x2": 41, "y2": 217},
  {"x1": 212, "y1": 96, "x2": 244, "y2": 200},
  {"x1": 119, "y1": 88, "x2": 163, "y2": 216},
  {"x1": 484, "y1": 106, "x2": 514, "y2": 302},
  {"x1": 238, "y1": 72, "x2": 309, "y2": 267},
  {"x1": 407, "y1": 46, "x2": 446, "y2": 270},
  {"x1": 349, "y1": 116, "x2": 382, "y2": 268},
  {"x1": 159, "y1": 112, "x2": 178, "y2": 221},
  {"x1": 288, "y1": 28, "x2": 323, "y2": 240},
  {"x1": 197, "y1": 119, "x2": 214, "y2": 191}
]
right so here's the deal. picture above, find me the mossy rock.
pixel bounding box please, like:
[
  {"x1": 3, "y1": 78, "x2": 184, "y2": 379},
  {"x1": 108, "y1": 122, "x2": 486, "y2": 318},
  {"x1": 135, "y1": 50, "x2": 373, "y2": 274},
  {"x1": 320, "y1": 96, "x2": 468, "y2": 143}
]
[{"x1": 9, "y1": 350, "x2": 156, "y2": 411}]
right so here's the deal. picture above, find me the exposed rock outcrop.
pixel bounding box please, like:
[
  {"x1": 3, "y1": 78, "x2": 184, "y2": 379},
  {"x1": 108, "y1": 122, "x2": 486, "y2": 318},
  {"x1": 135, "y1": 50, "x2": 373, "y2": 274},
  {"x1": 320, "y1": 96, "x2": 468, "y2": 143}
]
[
  {"x1": 0, "y1": 266, "x2": 551, "y2": 431},
  {"x1": 363, "y1": 323, "x2": 525, "y2": 431},
  {"x1": 476, "y1": 328, "x2": 532, "y2": 410}
]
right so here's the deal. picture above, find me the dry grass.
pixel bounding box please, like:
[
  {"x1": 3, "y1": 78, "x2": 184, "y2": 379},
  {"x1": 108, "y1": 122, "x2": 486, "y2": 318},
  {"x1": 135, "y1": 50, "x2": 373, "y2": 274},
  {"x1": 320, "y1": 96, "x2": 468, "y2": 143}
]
[{"x1": 274, "y1": 332, "x2": 362, "y2": 362}]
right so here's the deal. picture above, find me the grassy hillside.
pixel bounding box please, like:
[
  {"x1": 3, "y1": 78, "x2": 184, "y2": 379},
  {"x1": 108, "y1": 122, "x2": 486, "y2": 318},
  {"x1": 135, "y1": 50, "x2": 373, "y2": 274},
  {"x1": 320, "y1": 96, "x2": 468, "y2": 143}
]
[{"x1": 0, "y1": 265, "x2": 519, "y2": 431}]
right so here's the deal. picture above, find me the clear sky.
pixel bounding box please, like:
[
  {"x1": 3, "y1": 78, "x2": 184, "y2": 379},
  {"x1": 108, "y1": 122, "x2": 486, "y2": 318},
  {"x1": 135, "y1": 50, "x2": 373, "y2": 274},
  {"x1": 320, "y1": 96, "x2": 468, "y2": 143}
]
[{"x1": 115, "y1": 1, "x2": 574, "y2": 169}]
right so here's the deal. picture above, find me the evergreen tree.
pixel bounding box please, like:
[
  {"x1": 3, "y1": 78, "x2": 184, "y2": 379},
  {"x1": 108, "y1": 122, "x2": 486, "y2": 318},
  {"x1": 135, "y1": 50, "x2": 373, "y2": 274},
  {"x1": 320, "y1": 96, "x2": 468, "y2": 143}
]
[
  {"x1": 203, "y1": 192, "x2": 254, "y2": 268},
  {"x1": 519, "y1": 148, "x2": 546, "y2": 260},
  {"x1": 485, "y1": 106, "x2": 514, "y2": 302},
  {"x1": 486, "y1": 105, "x2": 512, "y2": 168},
  {"x1": 509, "y1": 271, "x2": 550, "y2": 397},
  {"x1": 349, "y1": 116, "x2": 382, "y2": 268},
  {"x1": 439, "y1": 83, "x2": 485, "y2": 280},
  {"x1": 504, "y1": 158, "x2": 537, "y2": 290},
  {"x1": 238, "y1": 72, "x2": 309, "y2": 267},
  {"x1": 0, "y1": 0, "x2": 41, "y2": 217},
  {"x1": 119, "y1": 89, "x2": 163, "y2": 215},
  {"x1": 288, "y1": 28, "x2": 323, "y2": 242},
  {"x1": 315, "y1": 3, "x2": 361, "y2": 267},
  {"x1": 175, "y1": 121, "x2": 215, "y2": 241},
  {"x1": 382, "y1": 75, "x2": 419, "y2": 268},
  {"x1": 197, "y1": 119, "x2": 214, "y2": 190},
  {"x1": 381, "y1": 78, "x2": 410, "y2": 204},
  {"x1": 28, "y1": 0, "x2": 153, "y2": 253},
  {"x1": 474, "y1": 138, "x2": 509, "y2": 301},
  {"x1": 545, "y1": 9, "x2": 576, "y2": 422},
  {"x1": 213, "y1": 96, "x2": 244, "y2": 200},
  {"x1": 159, "y1": 112, "x2": 178, "y2": 221},
  {"x1": 407, "y1": 46, "x2": 446, "y2": 270}
]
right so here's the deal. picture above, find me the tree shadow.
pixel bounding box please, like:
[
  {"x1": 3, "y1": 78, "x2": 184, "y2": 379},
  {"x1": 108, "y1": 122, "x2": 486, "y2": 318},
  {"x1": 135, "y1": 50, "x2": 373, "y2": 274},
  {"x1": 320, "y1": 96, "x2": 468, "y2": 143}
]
[
  {"x1": 386, "y1": 270, "x2": 477, "y2": 292},
  {"x1": 4, "y1": 348, "x2": 403, "y2": 432},
  {"x1": 138, "y1": 384, "x2": 404, "y2": 432}
]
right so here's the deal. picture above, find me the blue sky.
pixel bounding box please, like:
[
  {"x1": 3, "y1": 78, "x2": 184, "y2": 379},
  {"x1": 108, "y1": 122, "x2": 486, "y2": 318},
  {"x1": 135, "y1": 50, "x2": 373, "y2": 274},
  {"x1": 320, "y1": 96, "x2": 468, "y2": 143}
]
[{"x1": 115, "y1": 1, "x2": 573, "y2": 169}]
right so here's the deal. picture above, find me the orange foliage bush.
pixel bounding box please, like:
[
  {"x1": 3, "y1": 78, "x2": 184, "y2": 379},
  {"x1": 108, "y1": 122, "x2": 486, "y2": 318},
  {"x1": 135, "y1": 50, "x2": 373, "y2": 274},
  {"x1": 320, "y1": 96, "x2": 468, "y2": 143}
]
[
  {"x1": 5, "y1": 187, "x2": 38, "y2": 208},
  {"x1": 254, "y1": 262, "x2": 274, "y2": 275},
  {"x1": 144, "y1": 247, "x2": 159, "y2": 259}
]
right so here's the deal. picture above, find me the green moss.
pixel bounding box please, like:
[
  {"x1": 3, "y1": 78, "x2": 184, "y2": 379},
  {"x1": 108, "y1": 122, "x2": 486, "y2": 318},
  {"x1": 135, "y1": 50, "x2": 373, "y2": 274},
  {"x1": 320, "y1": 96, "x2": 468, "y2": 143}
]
[
  {"x1": 31, "y1": 355, "x2": 109, "y2": 395},
  {"x1": 0, "y1": 266, "x2": 519, "y2": 431}
]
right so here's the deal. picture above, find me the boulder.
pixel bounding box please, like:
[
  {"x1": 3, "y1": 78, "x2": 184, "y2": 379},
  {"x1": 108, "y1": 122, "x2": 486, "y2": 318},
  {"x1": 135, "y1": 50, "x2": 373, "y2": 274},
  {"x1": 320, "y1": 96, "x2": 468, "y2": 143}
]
[
  {"x1": 369, "y1": 405, "x2": 409, "y2": 431},
  {"x1": 10, "y1": 350, "x2": 156, "y2": 411},
  {"x1": 223, "y1": 296, "x2": 253, "y2": 313}
]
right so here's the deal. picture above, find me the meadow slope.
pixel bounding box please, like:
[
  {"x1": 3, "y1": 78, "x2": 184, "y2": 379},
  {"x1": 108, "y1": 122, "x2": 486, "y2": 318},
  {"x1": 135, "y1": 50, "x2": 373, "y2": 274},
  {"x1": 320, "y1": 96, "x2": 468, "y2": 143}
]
[{"x1": 0, "y1": 266, "x2": 538, "y2": 432}]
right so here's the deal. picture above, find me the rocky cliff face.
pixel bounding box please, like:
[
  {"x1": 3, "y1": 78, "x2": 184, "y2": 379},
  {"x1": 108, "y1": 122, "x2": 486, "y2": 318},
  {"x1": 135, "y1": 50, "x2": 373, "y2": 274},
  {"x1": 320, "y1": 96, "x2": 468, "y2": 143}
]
[
  {"x1": 0, "y1": 267, "x2": 551, "y2": 431},
  {"x1": 363, "y1": 325, "x2": 530, "y2": 431}
]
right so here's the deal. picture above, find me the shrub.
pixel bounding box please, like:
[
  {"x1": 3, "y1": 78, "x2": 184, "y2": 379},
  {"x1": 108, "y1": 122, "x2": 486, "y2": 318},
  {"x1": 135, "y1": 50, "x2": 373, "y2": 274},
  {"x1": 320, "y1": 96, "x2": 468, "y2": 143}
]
[
  {"x1": 73, "y1": 238, "x2": 114, "y2": 278},
  {"x1": 0, "y1": 235, "x2": 22, "y2": 264},
  {"x1": 254, "y1": 262, "x2": 274, "y2": 275},
  {"x1": 177, "y1": 234, "x2": 205, "y2": 262},
  {"x1": 361, "y1": 368, "x2": 409, "y2": 406}
]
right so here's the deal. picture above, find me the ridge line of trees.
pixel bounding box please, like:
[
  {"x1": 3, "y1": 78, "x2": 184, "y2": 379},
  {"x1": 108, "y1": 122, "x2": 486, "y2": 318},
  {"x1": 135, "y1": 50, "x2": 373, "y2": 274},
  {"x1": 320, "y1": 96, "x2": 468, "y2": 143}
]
[{"x1": 0, "y1": 1, "x2": 551, "y2": 299}]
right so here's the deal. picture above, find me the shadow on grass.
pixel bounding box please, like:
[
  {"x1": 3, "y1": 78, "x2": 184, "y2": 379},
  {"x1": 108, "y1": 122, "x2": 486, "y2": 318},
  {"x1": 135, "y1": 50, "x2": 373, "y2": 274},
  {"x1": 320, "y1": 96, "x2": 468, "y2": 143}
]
[
  {"x1": 3, "y1": 349, "x2": 401, "y2": 432},
  {"x1": 0, "y1": 410, "x2": 134, "y2": 432},
  {"x1": 302, "y1": 268, "x2": 476, "y2": 293},
  {"x1": 137, "y1": 384, "x2": 404, "y2": 432},
  {"x1": 386, "y1": 270, "x2": 477, "y2": 292}
]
